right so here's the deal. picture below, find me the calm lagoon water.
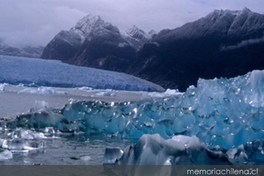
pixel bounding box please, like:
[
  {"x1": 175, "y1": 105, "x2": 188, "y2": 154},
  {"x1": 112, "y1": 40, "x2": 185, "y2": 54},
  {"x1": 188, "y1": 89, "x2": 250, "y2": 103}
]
[{"x1": 0, "y1": 85, "x2": 147, "y2": 165}]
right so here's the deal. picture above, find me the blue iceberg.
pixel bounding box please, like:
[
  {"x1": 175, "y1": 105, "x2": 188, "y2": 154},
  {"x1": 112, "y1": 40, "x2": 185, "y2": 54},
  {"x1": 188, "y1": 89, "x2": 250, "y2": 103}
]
[
  {"x1": 60, "y1": 70, "x2": 264, "y2": 148},
  {"x1": 2, "y1": 70, "x2": 264, "y2": 165}
]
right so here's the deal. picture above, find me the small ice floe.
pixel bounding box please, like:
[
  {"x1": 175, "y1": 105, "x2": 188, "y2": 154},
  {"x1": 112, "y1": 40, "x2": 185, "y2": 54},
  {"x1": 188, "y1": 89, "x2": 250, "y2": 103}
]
[
  {"x1": 0, "y1": 149, "x2": 13, "y2": 160},
  {"x1": 141, "y1": 88, "x2": 182, "y2": 99},
  {"x1": 80, "y1": 156, "x2": 92, "y2": 162},
  {"x1": 0, "y1": 83, "x2": 8, "y2": 92},
  {"x1": 1, "y1": 139, "x2": 45, "y2": 153},
  {"x1": 8, "y1": 128, "x2": 47, "y2": 140},
  {"x1": 104, "y1": 134, "x2": 231, "y2": 165},
  {"x1": 76, "y1": 86, "x2": 93, "y2": 91},
  {"x1": 94, "y1": 91, "x2": 116, "y2": 97},
  {"x1": 18, "y1": 87, "x2": 66, "y2": 95}
]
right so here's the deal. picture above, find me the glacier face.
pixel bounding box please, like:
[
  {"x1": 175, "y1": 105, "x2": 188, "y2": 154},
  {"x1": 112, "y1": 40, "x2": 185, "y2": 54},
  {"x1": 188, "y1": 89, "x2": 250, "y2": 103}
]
[
  {"x1": 0, "y1": 55, "x2": 164, "y2": 92},
  {"x1": 2, "y1": 69, "x2": 264, "y2": 165}
]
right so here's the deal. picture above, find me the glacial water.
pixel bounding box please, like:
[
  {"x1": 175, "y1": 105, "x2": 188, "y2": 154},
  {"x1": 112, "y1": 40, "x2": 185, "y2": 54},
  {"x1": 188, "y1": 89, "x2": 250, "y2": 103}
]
[{"x1": 0, "y1": 85, "x2": 146, "y2": 165}]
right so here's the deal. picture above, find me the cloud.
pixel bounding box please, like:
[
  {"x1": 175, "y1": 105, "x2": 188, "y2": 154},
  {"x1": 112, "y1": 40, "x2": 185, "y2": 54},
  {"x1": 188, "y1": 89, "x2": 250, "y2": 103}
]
[
  {"x1": 0, "y1": 1, "x2": 86, "y2": 46},
  {"x1": 0, "y1": 0, "x2": 263, "y2": 47}
]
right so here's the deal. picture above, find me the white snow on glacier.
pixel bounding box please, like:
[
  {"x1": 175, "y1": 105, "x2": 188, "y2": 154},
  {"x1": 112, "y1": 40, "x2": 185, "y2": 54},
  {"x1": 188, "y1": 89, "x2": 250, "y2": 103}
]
[{"x1": 0, "y1": 55, "x2": 164, "y2": 92}]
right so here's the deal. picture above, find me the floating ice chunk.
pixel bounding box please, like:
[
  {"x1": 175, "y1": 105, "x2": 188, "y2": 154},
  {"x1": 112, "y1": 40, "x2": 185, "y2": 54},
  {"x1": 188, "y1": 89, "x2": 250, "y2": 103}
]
[
  {"x1": 227, "y1": 139, "x2": 264, "y2": 165},
  {"x1": 8, "y1": 128, "x2": 47, "y2": 140},
  {"x1": 164, "y1": 89, "x2": 181, "y2": 95},
  {"x1": 1, "y1": 139, "x2": 45, "y2": 152},
  {"x1": 77, "y1": 86, "x2": 93, "y2": 90},
  {"x1": 13, "y1": 109, "x2": 68, "y2": 132},
  {"x1": 145, "y1": 89, "x2": 182, "y2": 98},
  {"x1": 0, "y1": 149, "x2": 13, "y2": 160},
  {"x1": 106, "y1": 134, "x2": 231, "y2": 165},
  {"x1": 103, "y1": 147, "x2": 123, "y2": 164},
  {"x1": 95, "y1": 91, "x2": 115, "y2": 97},
  {"x1": 18, "y1": 87, "x2": 65, "y2": 95},
  {"x1": 80, "y1": 156, "x2": 92, "y2": 162},
  {"x1": 0, "y1": 83, "x2": 8, "y2": 92}
]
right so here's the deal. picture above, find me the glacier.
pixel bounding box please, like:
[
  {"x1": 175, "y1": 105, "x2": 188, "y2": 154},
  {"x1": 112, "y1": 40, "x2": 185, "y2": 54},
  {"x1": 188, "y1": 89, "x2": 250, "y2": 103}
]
[
  {"x1": 0, "y1": 55, "x2": 164, "y2": 92},
  {"x1": 1, "y1": 69, "x2": 264, "y2": 165}
]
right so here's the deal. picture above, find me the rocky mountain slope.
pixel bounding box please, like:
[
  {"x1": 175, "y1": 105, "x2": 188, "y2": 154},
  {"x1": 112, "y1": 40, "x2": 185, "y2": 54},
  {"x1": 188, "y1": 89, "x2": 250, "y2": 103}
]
[
  {"x1": 128, "y1": 8, "x2": 264, "y2": 91},
  {"x1": 41, "y1": 8, "x2": 264, "y2": 91},
  {"x1": 122, "y1": 25, "x2": 155, "y2": 50},
  {"x1": 41, "y1": 15, "x2": 153, "y2": 72}
]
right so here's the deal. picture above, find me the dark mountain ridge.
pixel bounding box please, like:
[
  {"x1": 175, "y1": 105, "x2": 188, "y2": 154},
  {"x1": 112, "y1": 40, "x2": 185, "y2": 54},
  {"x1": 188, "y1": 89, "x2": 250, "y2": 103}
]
[
  {"x1": 41, "y1": 15, "x2": 150, "y2": 72},
  {"x1": 128, "y1": 8, "x2": 264, "y2": 91},
  {"x1": 41, "y1": 8, "x2": 264, "y2": 91}
]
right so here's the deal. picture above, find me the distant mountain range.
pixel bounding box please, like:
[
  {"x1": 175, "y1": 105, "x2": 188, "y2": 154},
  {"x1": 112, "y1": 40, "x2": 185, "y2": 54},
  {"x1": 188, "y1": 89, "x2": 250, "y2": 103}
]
[
  {"x1": 41, "y1": 8, "x2": 264, "y2": 91},
  {"x1": 0, "y1": 41, "x2": 43, "y2": 58},
  {"x1": 2, "y1": 8, "x2": 263, "y2": 91},
  {"x1": 129, "y1": 8, "x2": 264, "y2": 90}
]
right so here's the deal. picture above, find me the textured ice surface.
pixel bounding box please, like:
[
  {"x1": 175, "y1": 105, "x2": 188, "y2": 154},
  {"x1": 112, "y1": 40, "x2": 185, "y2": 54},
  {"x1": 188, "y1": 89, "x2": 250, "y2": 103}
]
[
  {"x1": 59, "y1": 70, "x2": 264, "y2": 149},
  {"x1": 0, "y1": 55, "x2": 164, "y2": 92},
  {"x1": 104, "y1": 134, "x2": 264, "y2": 165},
  {"x1": 1, "y1": 69, "x2": 264, "y2": 164},
  {"x1": 104, "y1": 134, "x2": 231, "y2": 165}
]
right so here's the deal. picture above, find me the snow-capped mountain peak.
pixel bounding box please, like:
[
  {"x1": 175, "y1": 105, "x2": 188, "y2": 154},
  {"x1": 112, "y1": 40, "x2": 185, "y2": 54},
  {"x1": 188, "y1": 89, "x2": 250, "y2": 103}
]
[
  {"x1": 122, "y1": 25, "x2": 155, "y2": 50},
  {"x1": 74, "y1": 15, "x2": 103, "y2": 34},
  {"x1": 241, "y1": 7, "x2": 251, "y2": 13},
  {"x1": 208, "y1": 7, "x2": 252, "y2": 19},
  {"x1": 124, "y1": 25, "x2": 153, "y2": 40},
  {"x1": 148, "y1": 29, "x2": 156, "y2": 37},
  {"x1": 72, "y1": 14, "x2": 120, "y2": 37}
]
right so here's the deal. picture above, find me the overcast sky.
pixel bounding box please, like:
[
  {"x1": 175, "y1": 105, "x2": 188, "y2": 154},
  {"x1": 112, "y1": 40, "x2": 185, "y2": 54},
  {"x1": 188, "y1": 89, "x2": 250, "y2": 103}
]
[{"x1": 0, "y1": 0, "x2": 263, "y2": 47}]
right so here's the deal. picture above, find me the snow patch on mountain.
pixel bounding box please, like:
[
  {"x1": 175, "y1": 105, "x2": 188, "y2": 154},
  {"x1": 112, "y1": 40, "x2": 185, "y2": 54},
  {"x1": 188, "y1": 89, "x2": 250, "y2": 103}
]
[
  {"x1": 155, "y1": 7, "x2": 264, "y2": 42},
  {"x1": 53, "y1": 14, "x2": 121, "y2": 47},
  {"x1": 221, "y1": 35, "x2": 264, "y2": 50},
  {"x1": 123, "y1": 25, "x2": 155, "y2": 50}
]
